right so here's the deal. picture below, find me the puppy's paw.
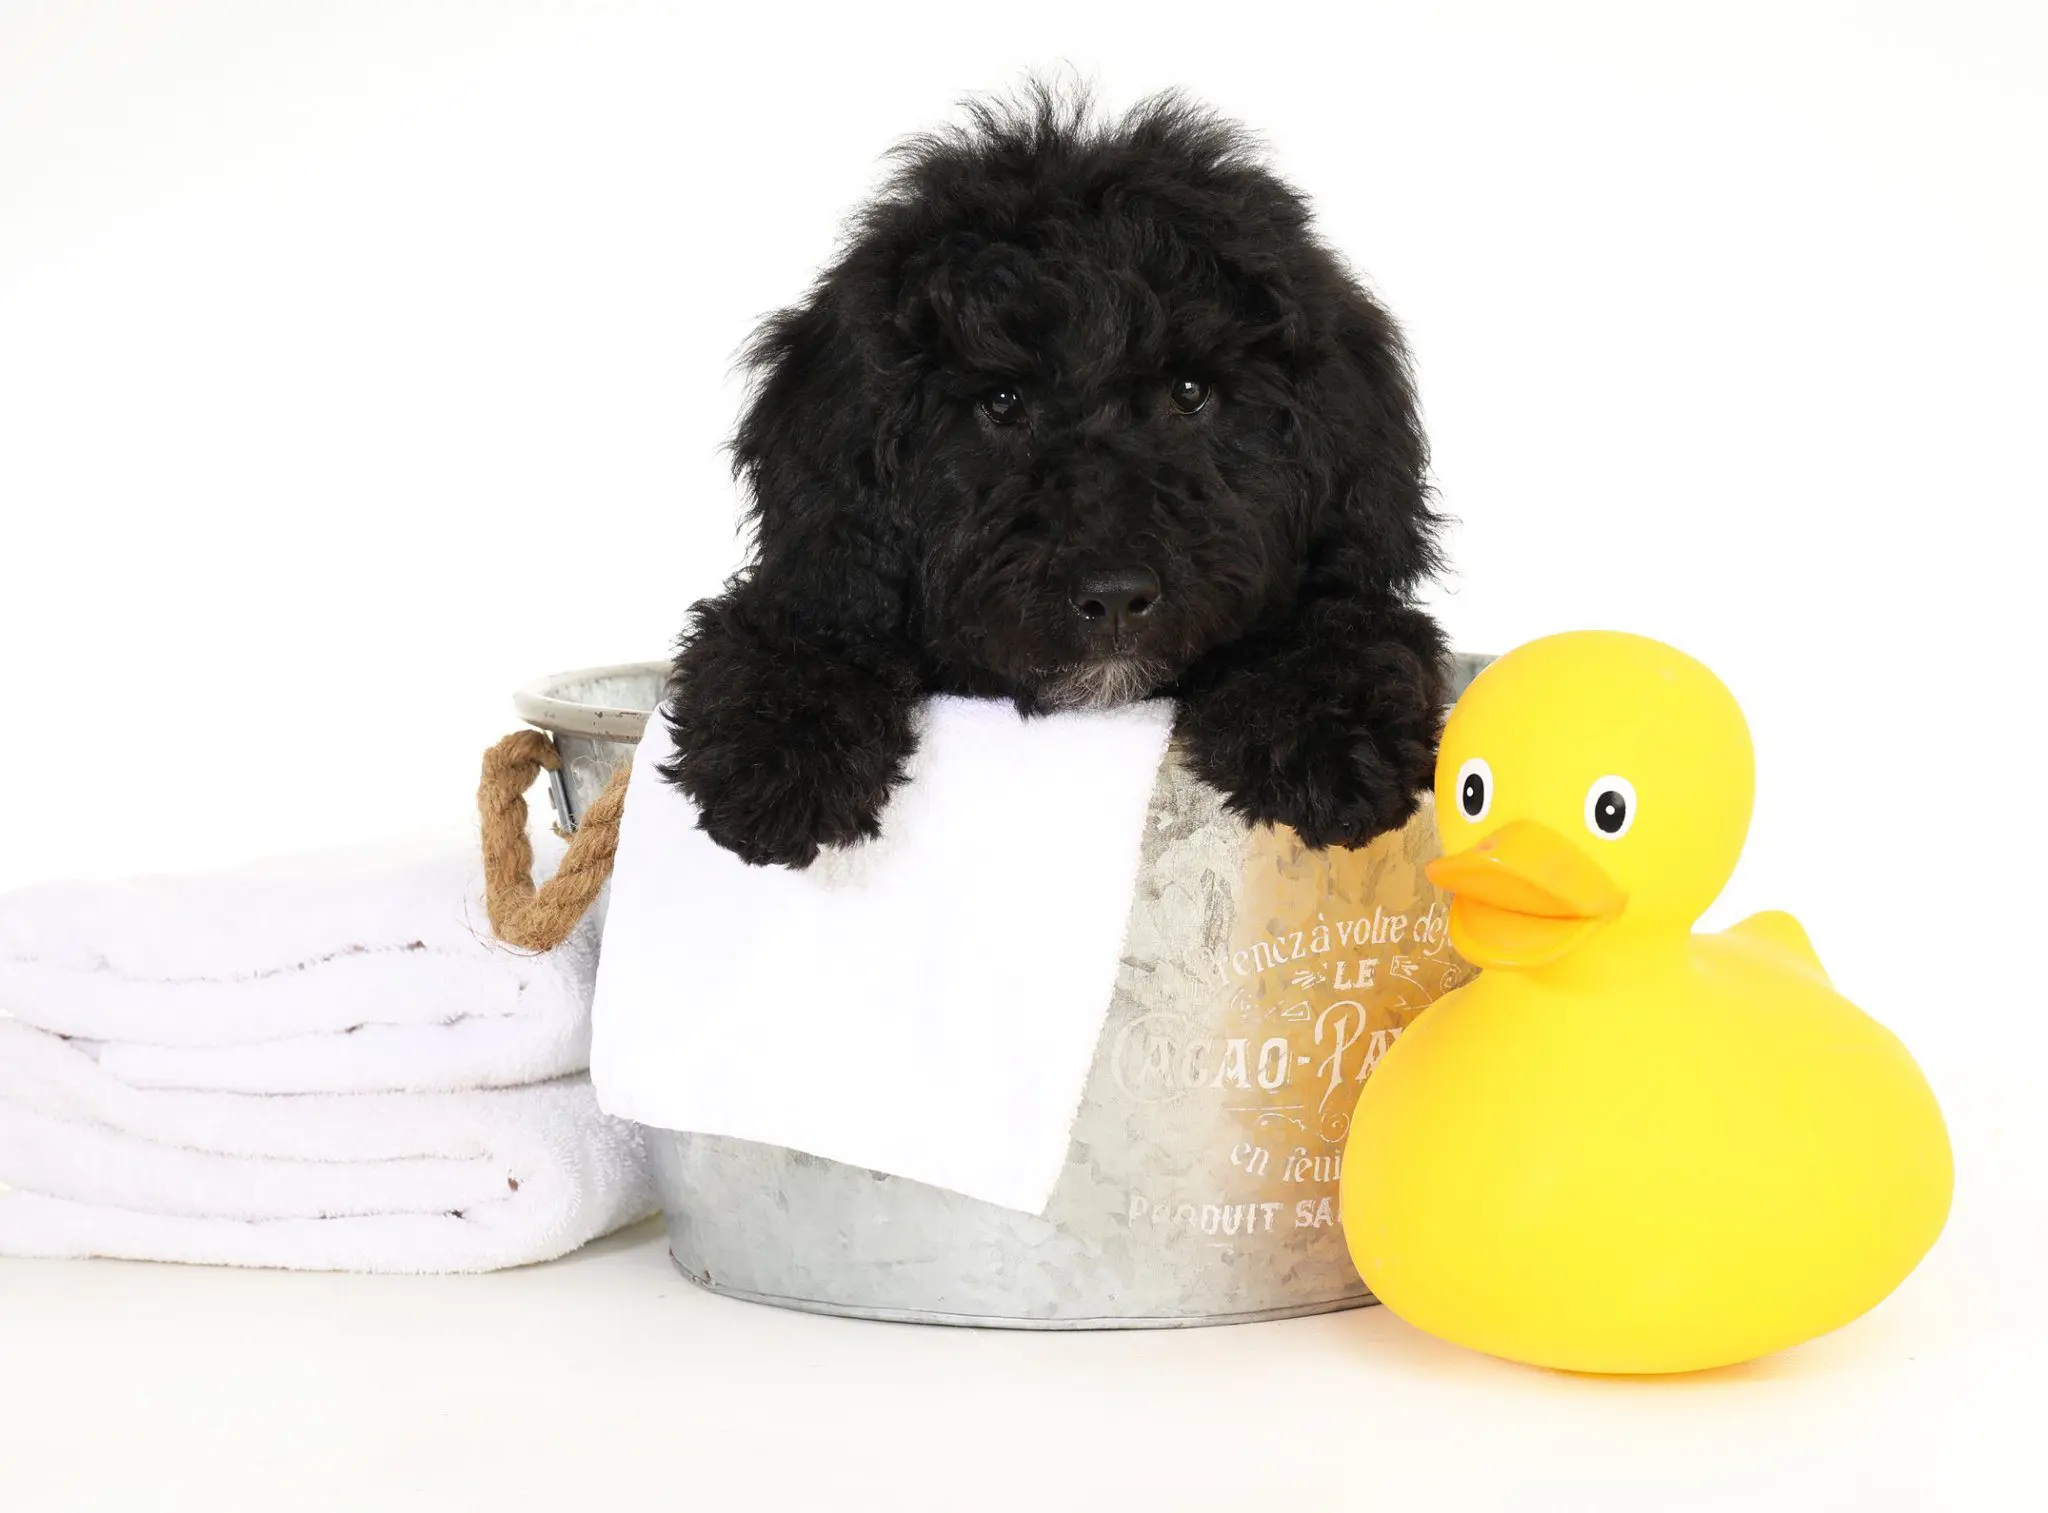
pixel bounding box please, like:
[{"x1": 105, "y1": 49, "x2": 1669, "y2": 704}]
[
  {"x1": 660, "y1": 608, "x2": 919, "y2": 868},
  {"x1": 681, "y1": 723, "x2": 904, "y2": 868},
  {"x1": 1177, "y1": 635, "x2": 1444, "y2": 851}
]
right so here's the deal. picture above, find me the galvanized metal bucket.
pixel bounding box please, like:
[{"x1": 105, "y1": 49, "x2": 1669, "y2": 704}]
[{"x1": 515, "y1": 657, "x2": 1485, "y2": 1328}]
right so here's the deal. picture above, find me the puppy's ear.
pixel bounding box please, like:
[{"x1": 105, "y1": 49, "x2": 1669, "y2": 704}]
[
  {"x1": 729, "y1": 286, "x2": 914, "y2": 641},
  {"x1": 1299, "y1": 285, "x2": 1444, "y2": 601}
]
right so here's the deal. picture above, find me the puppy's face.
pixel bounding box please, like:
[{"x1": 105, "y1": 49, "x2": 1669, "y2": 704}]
[
  {"x1": 733, "y1": 97, "x2": 1431, "y2": 711},
  {"x1": 900, "y1": 239, "x2": 1308, "y2": 710}
]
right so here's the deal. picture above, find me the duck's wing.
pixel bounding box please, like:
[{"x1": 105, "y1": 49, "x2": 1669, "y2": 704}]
[{"x1": 1721, "y1": 910, "x2": 1832, "y2": 986}]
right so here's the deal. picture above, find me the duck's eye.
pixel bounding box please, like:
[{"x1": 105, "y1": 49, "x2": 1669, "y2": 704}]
[
  {"x1": 1455, "y1": 757, "x2": 1493, "y2": 822},
  {"x1": 1585, "y1": 775, "x2": 1637, "y2": 839},
  {"x1": 981, "y1": 388, "x2": 1026, "y2": 425},
  {"x1": 1169, "y1": 378, "x2": 1211, "y2": 415}
]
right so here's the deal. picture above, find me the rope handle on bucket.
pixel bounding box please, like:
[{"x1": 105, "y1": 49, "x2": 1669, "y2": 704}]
[{"x1": 477, "y1": 730, "x2": 630, "y2": 951}]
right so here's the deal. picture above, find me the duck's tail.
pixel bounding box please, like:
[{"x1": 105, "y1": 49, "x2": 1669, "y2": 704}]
[{"x1": 1721, "y1": 910, "x2": 1832, "y2": 986}]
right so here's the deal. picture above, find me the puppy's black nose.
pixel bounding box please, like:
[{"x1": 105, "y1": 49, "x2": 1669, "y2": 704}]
[{"x1": 1071, "y1": 566, "x2": 1162, "y2": 632}]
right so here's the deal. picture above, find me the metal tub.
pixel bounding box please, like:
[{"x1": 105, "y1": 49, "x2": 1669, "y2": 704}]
[{"x1": 516, "y1": 658, "x2": 1485, "y2": 1328}]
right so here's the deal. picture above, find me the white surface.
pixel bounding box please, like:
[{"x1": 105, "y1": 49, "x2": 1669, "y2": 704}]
[
  {"x1": 592, "y1": 696, "x2": 1173, "y2": 1213},
  {"x1": 0, "y1": 0, "x2": 2043, "y2": 1504},
  {"x1": 0, "y1": 1210, "x2": 2037, "y2": 1512}
]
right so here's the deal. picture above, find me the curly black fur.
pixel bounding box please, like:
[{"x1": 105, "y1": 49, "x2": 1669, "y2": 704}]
[{"x1": 663, "y1": 84, "x2": 1450, "y2": 867}]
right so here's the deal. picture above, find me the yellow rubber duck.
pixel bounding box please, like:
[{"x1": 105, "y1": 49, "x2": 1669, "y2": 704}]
[{"x1": 1340, "y1": 631, "x2": 1952, "y2": 1374}]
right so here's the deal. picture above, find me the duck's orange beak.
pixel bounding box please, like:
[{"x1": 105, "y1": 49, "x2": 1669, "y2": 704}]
[{"x1": 1425, "y1": 820, "x2": 1627, "y2": 970}]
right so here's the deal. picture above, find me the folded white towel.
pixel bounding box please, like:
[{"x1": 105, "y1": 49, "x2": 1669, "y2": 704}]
[
  {"x1": 0, "y1": 840, "x2": 598, "y2": 1094},
  {"x1": 591, "y1": 695, "x2": 1175, "y2": 1215},
  {"x1": 0, "y1": 1020, "x2": 655, "y2": 1272}
]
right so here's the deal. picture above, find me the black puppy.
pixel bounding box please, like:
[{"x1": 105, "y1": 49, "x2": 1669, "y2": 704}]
[{"x1": 664, "y1": 88, "x2": 1449, "y2": 868}]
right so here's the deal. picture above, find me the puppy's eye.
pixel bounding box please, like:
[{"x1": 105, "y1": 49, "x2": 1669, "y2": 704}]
[
  {"x1": 981, "y1": 388, "x2": 1026, "y2": 425},
  {"x1": 1169, "y1": 378, "x2": 1211, "y2": 415}
]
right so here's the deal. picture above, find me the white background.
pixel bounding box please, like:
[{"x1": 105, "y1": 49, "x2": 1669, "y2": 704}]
[{"x1": 1, "y1": 2, "x2": 2043, "y2": 1508}]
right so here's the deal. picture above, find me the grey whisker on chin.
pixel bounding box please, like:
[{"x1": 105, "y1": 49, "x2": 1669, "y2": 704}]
[{"x1": 1042, "y1": 659, "x2": 1169, "y2": 711}]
